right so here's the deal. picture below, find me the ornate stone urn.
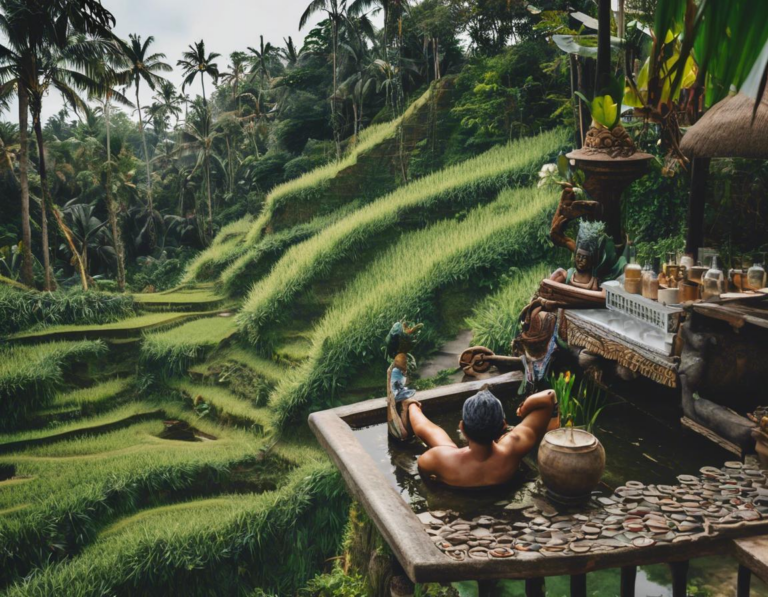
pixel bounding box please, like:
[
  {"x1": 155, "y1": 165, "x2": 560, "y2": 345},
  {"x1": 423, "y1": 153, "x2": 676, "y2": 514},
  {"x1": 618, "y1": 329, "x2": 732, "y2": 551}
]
[
  {"x1": 538, "y1": 427, "x2": 606, "y2": 503},
  {"x1": 567, "y1": 124, "x2": 653, "y2": 246}
]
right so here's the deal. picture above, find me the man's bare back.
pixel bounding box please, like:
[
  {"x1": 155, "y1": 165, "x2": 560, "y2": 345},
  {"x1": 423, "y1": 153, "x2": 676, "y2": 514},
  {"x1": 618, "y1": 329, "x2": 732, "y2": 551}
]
[{"x1": 410, "y1": 389, "x2": 557, "y2": 488}]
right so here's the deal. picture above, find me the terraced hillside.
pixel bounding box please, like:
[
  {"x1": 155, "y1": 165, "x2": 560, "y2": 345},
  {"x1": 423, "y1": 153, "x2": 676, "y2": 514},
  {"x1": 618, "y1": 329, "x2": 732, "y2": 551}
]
[
  {"x1": 182, "y1": 78, "x2": 459, "y2": 285},
  {"x1": 1, "y1": 125, "x2": 566, "y2": 594}
]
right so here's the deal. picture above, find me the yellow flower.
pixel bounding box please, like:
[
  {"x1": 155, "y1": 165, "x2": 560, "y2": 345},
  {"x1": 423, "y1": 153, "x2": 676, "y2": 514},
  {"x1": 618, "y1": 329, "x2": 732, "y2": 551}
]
[{"x1": 564, "y1": 371, "x2": 571, "y2": 383}]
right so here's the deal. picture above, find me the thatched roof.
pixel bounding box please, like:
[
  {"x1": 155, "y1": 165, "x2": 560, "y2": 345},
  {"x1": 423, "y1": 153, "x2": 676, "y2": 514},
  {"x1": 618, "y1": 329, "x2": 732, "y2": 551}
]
[
  {"x1": 681, "y1": 39, "x2": 768, "y2": 159},
  {"x1": 680, "y1": 92, "x2": 768, "y2": 159}
]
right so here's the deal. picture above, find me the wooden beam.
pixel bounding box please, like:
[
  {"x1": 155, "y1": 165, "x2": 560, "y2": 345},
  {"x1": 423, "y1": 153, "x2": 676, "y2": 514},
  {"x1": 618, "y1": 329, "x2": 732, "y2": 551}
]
[
  {"x1": 669, "y1": 560, "x2": 689, "y2": 597},
  {"x1": 526, "y1": 577, "x2": 545, "y2": 597},
  {"x1": 571, "y1": 573, "x2": 587, "y2": 597},
  {"x1": 685, "y1": 157, "x2": 711, "y2": 260},
  {"x1": 620, "y1": 566, "x2": 637, "y2": 597}
]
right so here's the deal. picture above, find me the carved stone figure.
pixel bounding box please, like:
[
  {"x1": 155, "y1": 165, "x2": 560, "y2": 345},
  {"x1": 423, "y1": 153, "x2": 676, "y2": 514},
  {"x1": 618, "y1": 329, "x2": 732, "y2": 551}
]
[{"x1": 385, "y1": 320, "x2": 423, "y2": 440}]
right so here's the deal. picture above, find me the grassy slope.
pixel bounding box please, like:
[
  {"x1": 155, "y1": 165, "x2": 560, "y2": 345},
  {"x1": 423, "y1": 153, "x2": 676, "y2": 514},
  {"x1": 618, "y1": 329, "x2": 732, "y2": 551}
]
[
  {"x1": 0, "y1": 341, "x2": 106, "y2": 430},
  {"x1": 8, "y1": 311, "x2": 214, "y2": 340},
  {"x1": 6, "y1": 461, "x2": 348, "y2": 597},
  {"x1": 237, "y1": 129, "x2": 568, "y2": 344},
  {"x1": 0, "y1": 401, "x2": 270, "y2": 586},
  {"x1": 180, "y1": 88, "x2": 435, "y2": 285},
  {"x1": 140, "y1": 315, "x2": 239, "y2": 377},
  {"x1": 270, "y1": 185, "x2": 555, "y2": 428}
]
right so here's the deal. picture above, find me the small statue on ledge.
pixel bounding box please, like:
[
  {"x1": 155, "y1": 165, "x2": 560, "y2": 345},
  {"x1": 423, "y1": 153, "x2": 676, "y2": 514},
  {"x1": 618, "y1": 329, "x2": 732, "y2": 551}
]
[
  {"x1": 385, "y1": 320, "x2": 423, "y2": 440},
  {"x1": 535, "y1": 219, "x2": 625, "y2": 312}
]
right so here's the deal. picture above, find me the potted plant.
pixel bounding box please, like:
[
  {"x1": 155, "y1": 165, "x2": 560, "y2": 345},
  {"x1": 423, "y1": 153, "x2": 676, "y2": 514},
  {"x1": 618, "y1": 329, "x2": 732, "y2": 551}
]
[{"x1": 537, "y1": 372, "x2": 608, "y2": 502}]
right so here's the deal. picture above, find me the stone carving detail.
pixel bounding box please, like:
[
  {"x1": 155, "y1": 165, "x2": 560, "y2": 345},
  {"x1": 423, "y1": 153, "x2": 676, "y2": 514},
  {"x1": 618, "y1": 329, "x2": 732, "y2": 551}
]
[{"x1": 583, "y1": 124, "x2": 637, "y2": 158}]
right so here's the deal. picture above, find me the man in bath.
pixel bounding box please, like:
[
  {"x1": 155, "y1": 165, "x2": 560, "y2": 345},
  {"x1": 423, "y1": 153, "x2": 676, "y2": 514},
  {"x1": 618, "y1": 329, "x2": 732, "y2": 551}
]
[{"x1": 393, "y1": 388, "x2": 557, "y2": 488}]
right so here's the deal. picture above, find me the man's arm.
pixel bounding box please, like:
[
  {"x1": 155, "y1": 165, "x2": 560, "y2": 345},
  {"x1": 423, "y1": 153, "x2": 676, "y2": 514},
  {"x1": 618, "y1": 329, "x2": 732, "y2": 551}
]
[{"x1": 504, "y1": 390, "x2": 556, "y2": 454}]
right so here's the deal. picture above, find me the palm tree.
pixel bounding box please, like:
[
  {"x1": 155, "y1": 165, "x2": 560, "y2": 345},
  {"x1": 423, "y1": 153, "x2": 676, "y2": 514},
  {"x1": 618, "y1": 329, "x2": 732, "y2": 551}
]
[
  {"x1": 220, "y1": 51, "x2": 248, "y2": 109},
  {"x1": 116, "y1": 34, "x2": 171, "y2": 249},
  {"x1": 177, "y1": 101, "x2": 219, "y2": 235},
  {"x1": 177, "y1": 40, "x2": 220, "y2": 108},
  {"x1": 280, "y1": 37, "x2": 302, "y2": 69},
  {"x1": 247, "y1": 35, "x2": 278, "y2": 103},
  {"x1": 89, "y1": 42, "x2": 132, "y2": 291},
  {"x1": 146, "y1": 80, "x2": 182, "y2": 134},
  {"x1": 300, "y1": 0, "x2": 349, "y2": 159},
  {"x1": 0, "y1": 0, "x2": 118, "y2": 290},
  {"x1": 0, "y1": 3, "x2": 34, "y2": 286},
  {"x1": 177, "y1": 41, "x2": 219, "y2": 234}
]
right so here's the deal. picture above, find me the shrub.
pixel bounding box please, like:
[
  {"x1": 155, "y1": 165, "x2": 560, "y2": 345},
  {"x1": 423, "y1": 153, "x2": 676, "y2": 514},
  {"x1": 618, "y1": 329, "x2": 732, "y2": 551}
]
[
  {"x1": 237, "y1": 129, "x2": 568, "y2": 344},
  {"x1": 0, "y1": 287, "x2": 136, "y2": 337},
  {"x1": 270, "y1": 184, "x2": 555, "y2": 428}
]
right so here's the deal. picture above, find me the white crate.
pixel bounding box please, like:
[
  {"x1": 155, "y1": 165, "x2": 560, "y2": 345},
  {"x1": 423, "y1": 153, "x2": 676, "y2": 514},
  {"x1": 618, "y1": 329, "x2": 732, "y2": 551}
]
[{"x1": 602, "y1": 280, "x2": 683, "y2": 333}]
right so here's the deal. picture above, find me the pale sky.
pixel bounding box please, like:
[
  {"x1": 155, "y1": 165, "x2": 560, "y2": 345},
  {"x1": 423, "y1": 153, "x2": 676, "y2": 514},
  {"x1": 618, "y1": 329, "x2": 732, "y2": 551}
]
[{"x1": 4, "y1": 0, "x2": 335, "y2": 122}]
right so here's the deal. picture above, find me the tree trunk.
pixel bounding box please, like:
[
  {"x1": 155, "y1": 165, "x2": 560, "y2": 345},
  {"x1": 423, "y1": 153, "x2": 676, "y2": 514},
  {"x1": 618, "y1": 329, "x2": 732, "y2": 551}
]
[
  {"x1": 135, "y1": 84, "x2": 156, "y2": 249},
  {"x1": 105, "y1": 98, "x2": 126, "y2": 291},
  {"x1": 332, "y1": 19, "x2": 341, "y2": 161},
  {"x1": 33, "y1": 116, "x2": 87, "y2": 290},
  {"x1": 17, "y1": 85, "x2": 34, "y2": 287}
]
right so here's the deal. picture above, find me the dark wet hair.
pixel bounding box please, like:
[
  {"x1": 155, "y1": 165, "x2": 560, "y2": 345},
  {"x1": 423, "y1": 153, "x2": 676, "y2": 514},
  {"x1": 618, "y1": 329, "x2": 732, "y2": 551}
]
[{"x1": 462, "y1": 389, "x2": 506, "y2": 445}]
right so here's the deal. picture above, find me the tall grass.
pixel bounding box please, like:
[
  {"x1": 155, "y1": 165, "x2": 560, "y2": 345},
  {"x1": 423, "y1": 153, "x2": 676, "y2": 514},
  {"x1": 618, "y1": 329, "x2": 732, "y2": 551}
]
[
  {"x1": 0, "y1": 286, "x2": 136, "y2": 337},
  {"x1": 37, "y1": 377, "x2": 135, "y2": 418},
  {"x1": 141, "y1": 316, "x2": 239, "y2": 377},
  {"x1": 270, "y1": 185, "x2": 556, "y2": 428},
  {"x1": 466, "y1": 264, "x2": 553, "y2": 354},
  {"x1": 238, "y1": 129, "x2": 568, "y2": 343},
  {"x1": 0, "y1": 341, "x2": 106, "y2": 430},
  {"x1": 6, "y1": 462, "x2": 348, "y2": 596}
]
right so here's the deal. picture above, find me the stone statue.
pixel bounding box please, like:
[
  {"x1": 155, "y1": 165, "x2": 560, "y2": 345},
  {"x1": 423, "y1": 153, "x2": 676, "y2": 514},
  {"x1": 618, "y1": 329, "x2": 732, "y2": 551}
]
[
  {"x1": 461, "y1": 193, "x2": 625, "y2": 391},
  {"x1": 385, "y1": 320, "x2": 423, "y2": 440},
  {"x1": 536, "y1": 219, "x2": 625, "y2": 312}
]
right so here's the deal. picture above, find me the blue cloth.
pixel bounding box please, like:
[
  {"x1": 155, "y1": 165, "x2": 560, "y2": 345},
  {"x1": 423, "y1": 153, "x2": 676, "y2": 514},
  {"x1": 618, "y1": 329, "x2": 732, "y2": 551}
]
[{"x1": 390, "y1": 367, "x2": 416, "y2": 402}]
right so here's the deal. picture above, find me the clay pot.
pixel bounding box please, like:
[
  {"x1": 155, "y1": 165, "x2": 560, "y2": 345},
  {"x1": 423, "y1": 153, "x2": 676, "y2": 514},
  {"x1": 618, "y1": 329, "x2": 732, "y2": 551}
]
[{"x1": 538, "y1": 428, "x2": 606, "y2": 501}]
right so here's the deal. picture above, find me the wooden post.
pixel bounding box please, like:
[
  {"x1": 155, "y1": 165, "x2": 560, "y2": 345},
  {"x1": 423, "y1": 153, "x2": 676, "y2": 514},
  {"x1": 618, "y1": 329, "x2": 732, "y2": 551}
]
[
  {"x1": 596, "y1": 0, "x2": 611, "y2": 92},
  {"x1": 526, "y1": 577, "x2": 545, "y2": 597},
  {"x1": 670, "y1": 560, "x2": 689, "y2": 597},
  {"x1": 685, "y1": 157, "x2": 711, "y2": 261},
  {"x1": 620, "y1": 565, "x2": 637, "y2": 597},
  {"x1": 571, "y1": 573, "x2": 587, "y2": 597},
  {"x1": 737, "y1": 564, "x2": 752, "y2": 597}
]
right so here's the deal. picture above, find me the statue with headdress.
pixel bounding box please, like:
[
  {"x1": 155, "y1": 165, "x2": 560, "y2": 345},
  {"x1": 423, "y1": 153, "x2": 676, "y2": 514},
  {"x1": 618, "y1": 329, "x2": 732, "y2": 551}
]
[
  {"x1": 460, "y1": 186, "x2": 625, "y2": 391},
  {"x1": 385, "y1": 320, "x2": 423, "y2": 440}
]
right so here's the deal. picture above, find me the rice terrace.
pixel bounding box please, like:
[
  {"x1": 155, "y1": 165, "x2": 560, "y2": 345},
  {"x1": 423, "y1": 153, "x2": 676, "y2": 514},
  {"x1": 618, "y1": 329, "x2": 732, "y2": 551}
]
[{"x1": 1, "y1": 0, "x2": 768, "y2": 595}]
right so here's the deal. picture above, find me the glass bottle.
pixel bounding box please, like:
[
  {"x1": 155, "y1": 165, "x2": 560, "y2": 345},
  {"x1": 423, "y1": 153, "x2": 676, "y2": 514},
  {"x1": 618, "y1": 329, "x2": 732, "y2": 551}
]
[
  {"x1": 748, "y1": 261, "x2": 766, "y2": 291},
  {"x1": 642, "y1": 258, "x2": 660, "y2": 300},
  {"x1": 624, "y1": 246, "x2": 642, "y2": 294},
  {"x1": 665, "y1": 252, "x2": 679, "y2": 287},
  {"x1": 702, "y1": 255, "x2": 725, "y2": 301}
]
